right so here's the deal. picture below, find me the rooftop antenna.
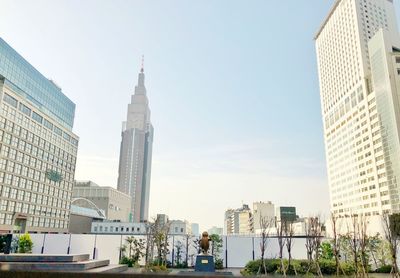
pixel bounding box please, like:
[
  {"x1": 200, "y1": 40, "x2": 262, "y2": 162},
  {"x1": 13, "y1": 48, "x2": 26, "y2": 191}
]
[{"x1": 141, "y1": 55, "x2": 144, "y2": 73}]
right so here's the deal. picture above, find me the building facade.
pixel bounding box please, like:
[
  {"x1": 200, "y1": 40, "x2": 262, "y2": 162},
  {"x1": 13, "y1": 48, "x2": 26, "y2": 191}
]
[
  {"x1": 190, "y1": 223, "x2": 200, "y2": 236},
  {"x1": 0, "y1": 38, "x2": 79, "y2": 233},
  {"x1": 224, "y1": 204, "x2": 253, "y2": 235},
  {"x1": 92, "y1": 221, "x2": 146, "y2": 234},
  {"x1": 91, "y1": 218, "x2": 188, "y2": 235},
  {"x1": 252, "y1": 201, "x2": 275, "y2": 230},
  {"x1": 69, "y1": 204, "x2": 106, "y2": 234},
  {"x1": 73, "y1": 180, "x2": 131, "y2": 222},
  {"x1": 117, "y1": 66, "x2": 153, "y2": 222},
  {"x1": 316, "y1": 0, "x2": 400, "y2": 218}
]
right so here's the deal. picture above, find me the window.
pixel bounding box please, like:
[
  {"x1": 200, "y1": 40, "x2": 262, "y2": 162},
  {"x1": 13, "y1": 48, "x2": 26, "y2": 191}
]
[
  {"x1": 396, "y1": 57, "x2": 400, "y2": 63},
  {"x1": 32, "y1": 112, "x2": 43, "y2": 124},
  {"x1": 43, "y1": 119, "x2": 53, "y2": 130},
  {"x1": 3, "y1": 93, "x2": 18, "y2": 108},
  {"x1": 54, "y1": 126, "x2": 62, "y2": 136},
  {"x1": 19, "y1": 104, "x2": 31, "y2": 116}
]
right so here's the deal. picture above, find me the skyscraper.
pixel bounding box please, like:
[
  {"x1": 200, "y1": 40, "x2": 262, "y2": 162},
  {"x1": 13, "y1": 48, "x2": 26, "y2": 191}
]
[
  {"x1": 0, "y1": 38, "x2": 79, "y2": 233},
  {"x1": 117, "y1": 64, "x2": 153, "y2": 222},
  {"x1": 315, "y1": 0, "x2": 400, "y2": 217}
]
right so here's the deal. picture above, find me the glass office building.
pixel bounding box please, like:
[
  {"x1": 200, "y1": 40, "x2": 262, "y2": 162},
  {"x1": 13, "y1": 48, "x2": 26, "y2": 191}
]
[{"x1": 0, "y1": 38, "x2": 79, "y2": 233}]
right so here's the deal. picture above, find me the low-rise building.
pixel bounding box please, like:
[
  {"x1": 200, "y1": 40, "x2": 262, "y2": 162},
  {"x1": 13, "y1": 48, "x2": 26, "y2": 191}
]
[
  {"x1": 73, "y1": 181, "x2": 131, "y2": 222},
  {"x1": 91, "y1": 214, "x2": 190, "y2": 235},
  {"x1": 69, "y1": 204, "x2": 105, "y2": 234},
  {"x1": 92, "y1": 221, "x2": 146, "y2": 234}
]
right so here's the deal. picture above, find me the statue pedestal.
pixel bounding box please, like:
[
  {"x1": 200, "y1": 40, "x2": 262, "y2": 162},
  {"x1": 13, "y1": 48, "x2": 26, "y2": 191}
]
[{"x1": 195, "y1": 255, "x2": 215, "y2": 272}]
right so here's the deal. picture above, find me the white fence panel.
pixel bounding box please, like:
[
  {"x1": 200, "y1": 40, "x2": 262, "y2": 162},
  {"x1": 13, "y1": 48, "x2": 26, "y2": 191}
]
[
  {"x1": 43, "y1": 234, "x2": 70, "y2": 254},
  {"x1": 225, "y1": 236, "x2": 253, "y2": 268},
  {"x1": 69, "y1": 234, "x2": 95, "y2": 257},
  {"x1": 95, "y1": 235, "x2": 122, "y2": 264},
  {"x1": 29, "y1": 234, "x2": 45, "y2": 254}
]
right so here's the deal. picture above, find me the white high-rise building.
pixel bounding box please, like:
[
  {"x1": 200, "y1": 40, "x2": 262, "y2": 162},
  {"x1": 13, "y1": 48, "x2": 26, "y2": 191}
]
[
  {"x1": 315, "y1": 0, "x2": 400, "y2": 218},
  {"x1": 117, "y1": 65, "x2": 154, "y2": 222}
]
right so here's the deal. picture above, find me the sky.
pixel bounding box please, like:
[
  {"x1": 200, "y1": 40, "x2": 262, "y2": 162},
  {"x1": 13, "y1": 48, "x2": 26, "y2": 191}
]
[{"x1": 1, "y1": 0, "x2": 399, "y2": 232}]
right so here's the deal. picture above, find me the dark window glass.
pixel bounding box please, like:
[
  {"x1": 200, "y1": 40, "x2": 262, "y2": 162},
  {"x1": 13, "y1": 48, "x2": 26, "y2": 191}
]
[
  {"x1": 19, "y1": 104, "x2": 31, "y2": 116},
  {"x1": 54, "y1": 126, "x2": 62, "y2": 136},
  {"x1": 32, "y1": 112, "x2": 43, "y2": 124},
  {"x1": 3, "y1": 93, "x2": 18, "y2": 108},
  {"x1": 43, "y1": 119, "x2": 53, "y2": 130}
]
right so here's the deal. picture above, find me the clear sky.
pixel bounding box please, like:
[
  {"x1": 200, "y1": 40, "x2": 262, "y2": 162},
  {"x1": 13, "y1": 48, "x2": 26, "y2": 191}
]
[{"x1": 1, "y1": 0, "x2": 399, "y2": 232}]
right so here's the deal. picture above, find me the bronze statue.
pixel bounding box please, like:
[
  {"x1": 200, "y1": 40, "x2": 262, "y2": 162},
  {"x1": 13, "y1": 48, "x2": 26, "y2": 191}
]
[{"x1": 199, "y1": 231, "x2": 211, "y2": 254}]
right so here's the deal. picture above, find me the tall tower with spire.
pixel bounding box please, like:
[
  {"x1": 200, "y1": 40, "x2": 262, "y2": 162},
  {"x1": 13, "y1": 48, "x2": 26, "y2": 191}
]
[{"x1": 117, "y1": 61, "x2": 153, "y2": 222}]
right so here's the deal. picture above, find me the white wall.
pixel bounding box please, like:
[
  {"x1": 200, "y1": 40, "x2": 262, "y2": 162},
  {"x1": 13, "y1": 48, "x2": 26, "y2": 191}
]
[{"x1": 23, "y1": 234, "x2": 310, "y2": 267}]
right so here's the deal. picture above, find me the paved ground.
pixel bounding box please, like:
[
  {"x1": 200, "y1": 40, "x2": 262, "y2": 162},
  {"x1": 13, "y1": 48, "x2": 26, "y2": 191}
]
[
  {"x1": 123, "y1": 267, "x2": 242, "y2": 276},
  {"x1": 123, "y1": 268, "x2": 393, "y2": 277}
]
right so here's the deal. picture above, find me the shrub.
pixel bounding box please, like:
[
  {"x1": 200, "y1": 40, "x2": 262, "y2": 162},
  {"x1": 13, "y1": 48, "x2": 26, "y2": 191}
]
[
  {"x1": 144, "y1": 264, "x2": 169, "y2": 273},
  {"x1": 375, "y1": 265, "x2": 392, "y2": 273},
  {"x1": 120, "y1": 256, "x2": 136, "y2": 267},
  {"x1": 215, "y1": 258, "x2": 224, "y2": 269},
  {"x1": 318, "y1": 259, "x2": 337, "y2": 275},
  {"x1": 18, "y1": 234, "x2": 33, "y2": 253},
  {"x1": 243, "y1": 259, "x2": 283, "y2": 275},
  {"x1": 174, "y1": 261, "x2": 188, "y2": 269},
  {"x1": 243, "y1": 259, "x2": 357, "y2": 276},
  {"x1": 0, "y1": 235, "x2": 7, "y2": 253},
  {"x1": 340, "y1": 261, "x2": 355, "y2": 275}
]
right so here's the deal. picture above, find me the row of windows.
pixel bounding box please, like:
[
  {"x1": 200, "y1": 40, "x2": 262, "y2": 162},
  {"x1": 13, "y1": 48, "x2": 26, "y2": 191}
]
[
  {"x1": 93, "y1": 225, "x2": 143, "y2": 233},
  {"x1": 1, "y1": 97, "x2": 78, "y2": 147},
  {"x1": 0, "y1": 212, "x2": 68, "y2": 229},
  {"x1": 0, "y1": 183, "x2": 70, "y2": 206},
  {"x1": 0, "y1": 146, "x2": 74, "y2": 187},
  {"x1": 0, "y1": 200, "x2": 69, "y2": 219},
  {"x1": 0, "y1": 183, "x2": 70, "y2": 211},
  {"x1": 1, "y1": 106, "x2": 76, "y2": 154}
]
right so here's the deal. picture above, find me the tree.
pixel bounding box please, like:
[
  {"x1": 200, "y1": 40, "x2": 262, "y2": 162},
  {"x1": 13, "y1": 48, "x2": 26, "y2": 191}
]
[
  {"x1": 347, "y1": 214, "x2": 360, "y2": 276},
  {"x1": 276, "y1": 220, "x2": 287, "y2": 276},
  {"x1": 330, "y1": 213, "x2": 341, "y2": 276},
  {"x1": 184, "y1": 233, "x2": 193, "y2": 267},
  {"x1": 308, "y1": 216, "x2": 323, "y2": 277},
  {"x1": 382, "y1": 212, "x2": 400, "y2": 276},
  {"x1": 257, "y1": 215, "x2": 274, "y2": 275},
  {"x1": 210, "y1": 234, "x2": 224, "y2": 269},
  {"x1": 357, "y1": 214, "x2": 369, "y2": 276},
  {"x1": 144, "y1": 221, "x2": 155, "y2": 266},
  {"x1": 120, "y1": 236, "x2": 145, "y2": 267},
  {"x1": 285, "y1": 221, "x2": 296, "y2": 275},
  {"x1": 320, "y1": 241, "x2": 334, "y2": 260},
  {"x1": 174, "y1": 240, "x2": 183, "y2": 267}
]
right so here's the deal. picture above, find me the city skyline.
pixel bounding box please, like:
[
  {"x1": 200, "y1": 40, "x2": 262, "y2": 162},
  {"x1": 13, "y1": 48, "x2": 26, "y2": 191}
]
[{"x1": 2, "y1": 1, "x2": 399, "y2": 231}]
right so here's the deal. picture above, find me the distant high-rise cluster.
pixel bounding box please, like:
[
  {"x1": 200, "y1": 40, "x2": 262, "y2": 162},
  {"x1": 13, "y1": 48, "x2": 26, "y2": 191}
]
[
  {"x1": 315, "y1": 0, "x2": 400, "y2": 217},
  {"x1": 117, "y1": 66, "x2": 154, "y2": 222},
  {"x1": 0, "y1": 38, "x2": 79, "y2": 233},
  {"x1": 224, "y1": 202, "x2": 298, "y2": 235}
]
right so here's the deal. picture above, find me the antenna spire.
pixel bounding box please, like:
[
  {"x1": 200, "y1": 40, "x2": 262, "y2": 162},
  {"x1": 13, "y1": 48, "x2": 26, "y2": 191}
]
[{"x1": 141, "y1": 55, "x2": 144, "y2": 73}]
